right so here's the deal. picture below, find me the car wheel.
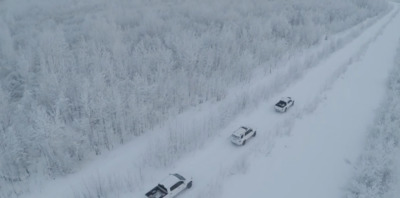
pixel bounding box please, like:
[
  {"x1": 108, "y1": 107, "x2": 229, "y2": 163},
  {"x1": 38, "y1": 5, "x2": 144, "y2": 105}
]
[
  {"x1": 253, "y1": 131, "x2": 256, "y2": 137},
  {"x1": 187, "y1": 181, "x2": 192, "y2": 189},
  {"x1": 242, "y1": 140, "x2": 246, "y2": 145}
]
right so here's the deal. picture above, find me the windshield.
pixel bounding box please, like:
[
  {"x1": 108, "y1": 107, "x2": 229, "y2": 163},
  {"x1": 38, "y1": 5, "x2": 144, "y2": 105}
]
[
  {"x1": 231, "y1": 134, "x2": 240, "y2": 140},
  {"x1": 173, "y1": 173, "x2": 186, "y2": 180},
  {"x1": 276, "y1": 101, "x2": 287, "y2": 107}
]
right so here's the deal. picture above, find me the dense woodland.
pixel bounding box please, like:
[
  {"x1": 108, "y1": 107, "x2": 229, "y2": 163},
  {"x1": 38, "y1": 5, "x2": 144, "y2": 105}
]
[
  {"x1": 0, "y1": 0, "x2": 390, "y2": 196},
  {"x1": 346, "y1": 39, "x2": 400, "y2": 198}
]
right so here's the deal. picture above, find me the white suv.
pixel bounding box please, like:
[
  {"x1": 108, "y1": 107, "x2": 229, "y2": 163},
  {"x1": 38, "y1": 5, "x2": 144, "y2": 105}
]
[
  {"x1": 274, "y1": 97, "x2": 294, "y2": 112},
  {"x1": 230, "y1": 126, "x2": 256, "y2": 146}
]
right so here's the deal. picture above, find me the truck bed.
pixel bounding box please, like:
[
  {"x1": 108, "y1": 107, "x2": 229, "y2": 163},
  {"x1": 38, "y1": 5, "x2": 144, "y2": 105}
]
[{"x1": 145, "y1": 185, "x2": 168, "y2": 198}]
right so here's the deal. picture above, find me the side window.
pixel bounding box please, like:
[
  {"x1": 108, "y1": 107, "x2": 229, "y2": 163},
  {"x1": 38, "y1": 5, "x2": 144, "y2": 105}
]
[
  {"x1": 245, "y1": 129, "x2": 252, "y2": 136},
  {"x1": 170, "y1": 181, "x2": 184, "y2": 191}
]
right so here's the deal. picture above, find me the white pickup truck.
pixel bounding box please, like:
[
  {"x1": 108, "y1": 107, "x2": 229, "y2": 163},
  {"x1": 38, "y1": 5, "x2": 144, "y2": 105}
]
[{"x1": 145, "y1": 173, "x2": 192, "y2": 198}]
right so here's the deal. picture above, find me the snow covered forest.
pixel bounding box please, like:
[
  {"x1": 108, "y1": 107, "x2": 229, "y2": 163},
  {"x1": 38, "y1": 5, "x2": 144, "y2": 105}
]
[
  {"x1": 346, "y1": 39, "x2": 400, "y2": 198},
  {"x1": 0, "y1": 0, "x2": 392, "y2": 197}
]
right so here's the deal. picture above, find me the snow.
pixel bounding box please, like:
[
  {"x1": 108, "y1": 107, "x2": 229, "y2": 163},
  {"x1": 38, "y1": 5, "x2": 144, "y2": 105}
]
[
  {"x1": 218, "y1": 3, "x2": 400, "y2": 198},
  {"x1": 172, "y1": 2, "x2": 400, "y2": 197},
  {"x1": 19, "y1": 2, "x2": 400, "y2": 198}
]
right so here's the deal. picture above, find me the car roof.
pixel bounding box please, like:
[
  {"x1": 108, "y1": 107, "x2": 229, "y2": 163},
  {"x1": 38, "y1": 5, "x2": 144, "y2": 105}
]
[
  {"x1": 232, "y1": 126, "x2": 249, "y2": 136},
  {"x1": 280, "y1": 97, "x2": 291, "y2": 102},
  {"x1": 160, "y1": 174, "x2": 184, "y2": 188}
]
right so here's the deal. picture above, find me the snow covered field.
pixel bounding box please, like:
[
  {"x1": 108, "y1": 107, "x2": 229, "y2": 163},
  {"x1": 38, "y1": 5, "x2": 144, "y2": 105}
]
[{"x1": 16, "y1": 2, "x2": 400, "y2": 198}]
